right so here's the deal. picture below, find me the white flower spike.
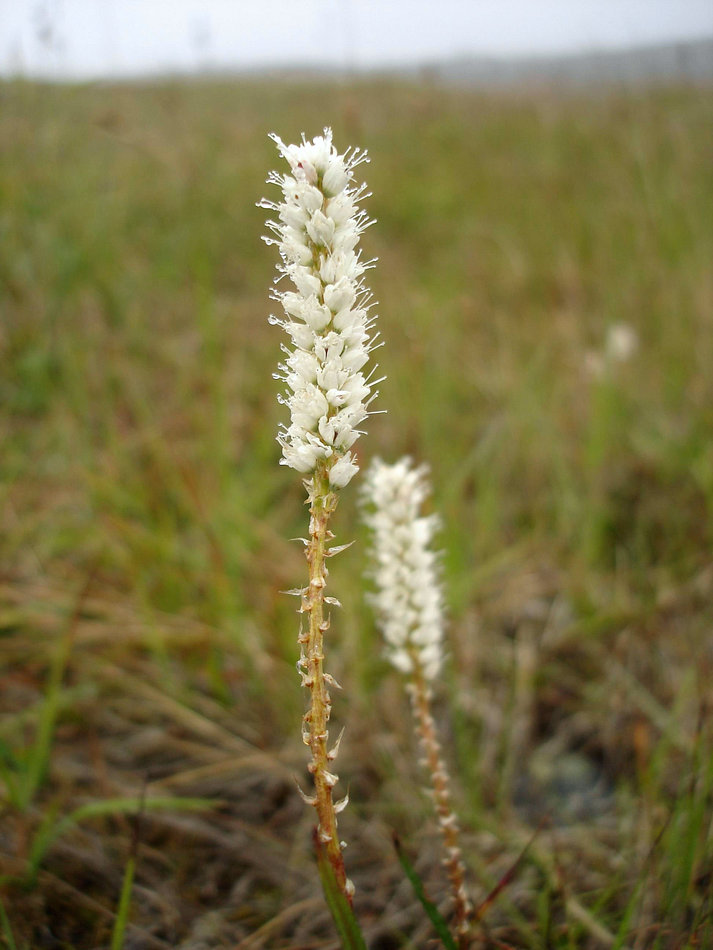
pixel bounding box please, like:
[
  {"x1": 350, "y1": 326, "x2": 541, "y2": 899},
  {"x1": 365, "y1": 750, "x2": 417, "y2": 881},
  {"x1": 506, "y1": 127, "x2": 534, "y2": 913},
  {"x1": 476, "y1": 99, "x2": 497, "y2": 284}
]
[
  {"x1": 261, "y1": 128, "x2": 380, "y2": 489},
  {"x1": 361, "y1": 457, "x2": 445, "y2": 680},
  {"x1": 362, "y1": 457, "x2": 472, "y2": 942},
  {"x1": 261, "y1": 130, "x2": 380, "y2": 907}
]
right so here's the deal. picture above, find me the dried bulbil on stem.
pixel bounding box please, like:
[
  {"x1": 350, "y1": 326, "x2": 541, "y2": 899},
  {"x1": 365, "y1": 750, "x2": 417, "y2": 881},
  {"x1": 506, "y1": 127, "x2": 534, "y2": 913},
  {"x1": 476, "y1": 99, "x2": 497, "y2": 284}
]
[{"x1": 362, "y1": 457, "x2": 472, "y2": 944}]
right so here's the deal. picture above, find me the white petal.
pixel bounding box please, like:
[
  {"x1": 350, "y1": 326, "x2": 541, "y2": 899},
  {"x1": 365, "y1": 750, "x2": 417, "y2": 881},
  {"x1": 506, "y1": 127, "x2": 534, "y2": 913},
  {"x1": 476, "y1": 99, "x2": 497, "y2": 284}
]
[{"x1": 329, "y1": 454, "x2": 359, "y2": 488}]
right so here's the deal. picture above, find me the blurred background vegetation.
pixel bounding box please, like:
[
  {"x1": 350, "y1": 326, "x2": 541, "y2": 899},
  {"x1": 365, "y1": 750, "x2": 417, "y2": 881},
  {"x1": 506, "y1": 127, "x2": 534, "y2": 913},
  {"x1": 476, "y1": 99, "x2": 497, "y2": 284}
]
[{"x1": 1, "y1": 78, "x2": 712, "y2": 947}]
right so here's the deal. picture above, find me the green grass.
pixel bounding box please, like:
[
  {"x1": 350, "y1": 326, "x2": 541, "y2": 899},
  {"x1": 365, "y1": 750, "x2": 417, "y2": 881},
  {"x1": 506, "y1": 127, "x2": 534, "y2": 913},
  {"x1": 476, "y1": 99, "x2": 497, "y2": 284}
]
[{"x1": 1, "y1": 76, "x2": 712, "y2": 947}]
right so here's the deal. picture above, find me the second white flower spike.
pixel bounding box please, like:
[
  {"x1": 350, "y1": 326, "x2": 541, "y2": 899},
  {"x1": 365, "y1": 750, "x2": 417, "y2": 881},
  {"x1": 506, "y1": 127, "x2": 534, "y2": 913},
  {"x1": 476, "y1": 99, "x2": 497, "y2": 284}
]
[
  {"x1": 362, "y1": 457, "x2": 471, "y2": 942},
  {"x1": 361, "y1": 457, "x2": 445, "y2": 680}
]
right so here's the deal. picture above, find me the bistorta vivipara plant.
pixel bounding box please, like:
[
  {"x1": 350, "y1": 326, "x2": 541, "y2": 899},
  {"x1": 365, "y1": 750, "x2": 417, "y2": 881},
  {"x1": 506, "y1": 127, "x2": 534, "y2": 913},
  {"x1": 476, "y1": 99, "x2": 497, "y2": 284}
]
[
  {"x1": 362, "y1": 457, "x2": 471, "y2": 945},
  {"x1": 260, "y1": 129, "x2": 380, "y2": 905}
]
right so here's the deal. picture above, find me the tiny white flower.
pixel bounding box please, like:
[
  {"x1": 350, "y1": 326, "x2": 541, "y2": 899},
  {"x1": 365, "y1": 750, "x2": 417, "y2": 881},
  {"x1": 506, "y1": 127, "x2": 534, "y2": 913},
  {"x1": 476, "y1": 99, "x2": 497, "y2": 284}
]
[
  {"x1": 322, "y1": 161, "x2": 349, "y2": 197},
  {"x1": 585, "y1": 322, "x2": 639, "y2": 379},
  {"x1": 329, "y1": 454, "x2": 359, "y2": 488},
  {"x1": 306, "y1": 210, "x2": 336, "y2": 247},
  {"x1": 302, "y1": 299, "x2": 332, "y2": 333},
  {"x1": 263, "y1": 128, "x2": 380, "y2": 489},
  {"x1": 287, "y1": 350, "x2": 319, "y2": 385},
  {"x1": 325, "y1": 194, "x2": 355, "y2": 227},
  {"x1": 283, "y1": 321, "x2": 314, "y2": 351},
  {"x1": 324, "y1": 278, "x2": 356, "y2": 314},
  {"x1": 606, "y1": 322, "x2": 638, "y2": 363},
  {"x1": 282, "y1": 442, "x2": 323, "y2": 473},
  {"x1": 279, "y1": 204, "x2": 309, "y2": 230},
  {"x1": 292, "y1": 268, "x2": 322, "y2": 299}
]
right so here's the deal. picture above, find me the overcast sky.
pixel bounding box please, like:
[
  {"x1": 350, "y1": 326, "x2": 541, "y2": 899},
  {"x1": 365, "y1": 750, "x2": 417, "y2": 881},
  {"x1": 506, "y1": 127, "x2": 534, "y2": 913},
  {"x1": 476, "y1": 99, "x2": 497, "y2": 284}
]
[{"x1": 2, "y1": 0, "x2": 712, "y2": 79}]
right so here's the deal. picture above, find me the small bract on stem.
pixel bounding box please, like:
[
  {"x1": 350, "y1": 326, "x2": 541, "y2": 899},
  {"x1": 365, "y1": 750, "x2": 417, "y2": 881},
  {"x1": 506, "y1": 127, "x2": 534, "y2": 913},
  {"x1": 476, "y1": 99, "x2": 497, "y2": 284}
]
[
  {"x1": 362, "y1": 457, "x2": 471, "y2": 945},
  {"x1": 261, "y1": 128, "x2": 381, "y2": 906}
]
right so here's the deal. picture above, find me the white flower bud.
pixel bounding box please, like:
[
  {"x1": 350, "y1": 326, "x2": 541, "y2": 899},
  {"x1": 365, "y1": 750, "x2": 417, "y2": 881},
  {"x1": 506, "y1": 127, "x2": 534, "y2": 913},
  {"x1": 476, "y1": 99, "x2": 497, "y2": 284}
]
[
  {"x1": 324, "y1": 278, "x2": 356, "y2": 314},
  {"x1": 317, "y1": 364, "x2": 344, "y2": 392},
  {"x1": 325, "y1": 194, "x2": 356, "y2": 226},
  {"x1": 341, "y1": 347, "x2": 368, "y2": 373},
  {"x1": 287, "y1": 350, "x2": 319, "y2": 384},
  {"x1": 302, "y1": 299, "x2": 332, "y2": 332},
  {"x1": 306, "y1": 210, "x2": 336, "y2": 247},
  {"x1": 281, "y1": 239, "x2": 312, "y2": 267},
  {"x1": 322, "y1": 160, "x2": 349, "y2": 197},
  {"x1": 313, "y1": 331, "x2": 344, "y2": 363},
  {"x1": 329, "y1": 454, "x2": 359, "y2": 488},
  {"x1": 290, "y1": 385, "x2": 329, "y2": 430},
  {"x1": 279, "y1": 203, "x2": 309, "y2": 230},
  {"x1": 301, "y1": 185, "x2": 324, "y2": 212},
  {"x1": 294, "y1": 158, "x2": 318, "y2": 185},
  {"x1": 333, "y1": 305, "x2": 361, "y2": 332},
  {"x1": 332, "y1": 227, "x2": 359, "y2": 256},
  {"x1": 282, "y1": 442, "x2": 322, "y2": 472},
  {"x1": 292, "y1": 267, "x2": 322, "y2": 299},
  {"x1": 284, "y1": 321, "x2": 315, "y2": 350}
]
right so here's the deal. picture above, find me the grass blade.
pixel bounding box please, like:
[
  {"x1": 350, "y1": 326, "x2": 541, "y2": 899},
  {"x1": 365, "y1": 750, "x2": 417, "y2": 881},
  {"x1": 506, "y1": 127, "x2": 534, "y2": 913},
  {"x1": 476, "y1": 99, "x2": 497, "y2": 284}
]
[
  {"x1": 110, "y1": 791, "x2": 144, "y2": 950},
  {"x1": 19, "y1": 575, "x2": 92, "y2": 810},
  {"x1": 110, "y1": 854, "x2": 136, "y2": 950},
  {"x1": 0, "y1": 899, "x2": 18, "y2": 950},
  {"x1": 393, "y1": 834, "x2": 458, "y2": 950},
  {"x1": 474, "y1": 823, "x2": 539, "y2": 922},
  {"x1": 27, "y1": 795, "x2": 216, "y2": 883}
]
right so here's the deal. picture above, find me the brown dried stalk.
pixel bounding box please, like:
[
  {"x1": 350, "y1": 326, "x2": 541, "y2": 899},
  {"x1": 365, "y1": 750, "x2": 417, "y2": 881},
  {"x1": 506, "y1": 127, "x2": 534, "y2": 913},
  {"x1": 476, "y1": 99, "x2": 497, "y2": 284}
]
[
  {"x1": 297, "y1": 466, "x2": 352, "y2": 903},
  {"x1": 408, "y1": 653, "x2": 471, "y2": 947}
]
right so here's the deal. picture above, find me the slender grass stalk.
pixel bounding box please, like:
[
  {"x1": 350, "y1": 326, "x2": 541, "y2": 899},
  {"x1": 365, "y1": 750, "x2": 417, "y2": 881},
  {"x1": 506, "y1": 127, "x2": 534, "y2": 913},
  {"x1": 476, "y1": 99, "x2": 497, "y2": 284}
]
[
  {"x1": 110, "y1": 793, "x2": 143, "y2": 950},
  {"x1": 362, "y1": 458, "x2": 471, "y2": 945},
  {"x1": 0, "y1": 899, "x2": 18, "y2": 950},
  {"x1": 110, "y1": 853, "x2": 136, "y2": 950},
  {"x1": 25, "y1": 796, "x2": 214, "y2": 886},
  {"x1": 17, "y1": 575, "x2": 90, "y2": 811},
  {"x1": 394, "y1": 834, "x2": 459, "y2": 950},
  {"x1": 261, "y1": 129, "x2": 381, "y2": 905}
]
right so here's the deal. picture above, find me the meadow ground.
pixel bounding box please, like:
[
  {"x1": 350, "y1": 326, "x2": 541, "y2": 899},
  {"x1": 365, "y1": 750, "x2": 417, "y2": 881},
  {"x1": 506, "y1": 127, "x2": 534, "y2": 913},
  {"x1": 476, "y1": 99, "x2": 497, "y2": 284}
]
[{"x1": 0, "y1": 77, "x2": 712, "y2": 948}]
